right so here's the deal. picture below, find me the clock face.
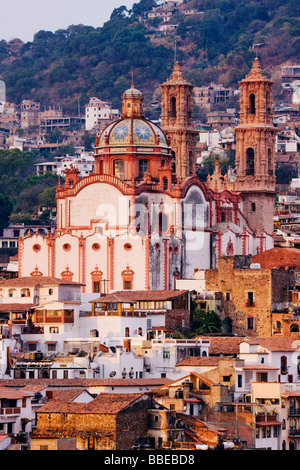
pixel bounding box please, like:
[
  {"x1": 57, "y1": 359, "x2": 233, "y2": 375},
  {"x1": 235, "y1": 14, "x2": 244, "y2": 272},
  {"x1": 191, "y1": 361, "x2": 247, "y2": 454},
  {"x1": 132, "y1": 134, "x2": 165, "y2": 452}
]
[
  {"x1": 113, "y1": 125, "x2": 129, "y2": 140},
  {"x1": 135, "y1": 124, "x2": 152, "y2": 140}
]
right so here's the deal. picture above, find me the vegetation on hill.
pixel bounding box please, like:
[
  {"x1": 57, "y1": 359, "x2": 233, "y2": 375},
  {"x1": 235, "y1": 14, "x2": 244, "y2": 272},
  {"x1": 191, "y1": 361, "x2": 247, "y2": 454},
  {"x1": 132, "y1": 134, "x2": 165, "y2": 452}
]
[
  {"x1": 0, "y1": 149, "x2": 60, "y2": 228},
  {"x1": 0, "y1": 0, "x2": 299, "y2": 114}
]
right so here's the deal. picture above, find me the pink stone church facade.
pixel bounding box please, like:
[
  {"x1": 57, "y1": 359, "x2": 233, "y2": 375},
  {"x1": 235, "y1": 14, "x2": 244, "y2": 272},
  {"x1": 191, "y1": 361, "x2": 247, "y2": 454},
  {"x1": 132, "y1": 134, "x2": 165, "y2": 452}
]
[{"x1": 18, "y1": 59, "x2": 275, "y2": 293}]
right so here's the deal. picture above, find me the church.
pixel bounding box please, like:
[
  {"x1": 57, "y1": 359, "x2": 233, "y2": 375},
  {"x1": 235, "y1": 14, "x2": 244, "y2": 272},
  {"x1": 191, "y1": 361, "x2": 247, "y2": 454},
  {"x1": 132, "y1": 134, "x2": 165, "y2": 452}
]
[{"x1": 18, "y1": 58, "x2": 276, "y2": 293}]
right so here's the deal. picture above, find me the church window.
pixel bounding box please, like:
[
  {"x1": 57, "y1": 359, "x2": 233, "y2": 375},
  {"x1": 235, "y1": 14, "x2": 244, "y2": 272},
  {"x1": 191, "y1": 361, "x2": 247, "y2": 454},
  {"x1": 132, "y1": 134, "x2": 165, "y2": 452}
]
[
  {"x1": 124, "y1": 243, "x2": 132, "y2": 251},
  {"x1": 158, "y1": 212, "x2": 168, "y2": 236},
  {"x1": 122, "y1": 265, "x2": 134, "y2": 290},
  {"x1": 221, "y1": 212, "x2": 226, "y2": 222},
  {"x1": 92, "y1": 243, "x2": 100, "y2": 251},
  {"x1": 251, "y1": 202, "x2": 256, "y2": 212},
  {"x1": 125, "y1": 327, "x2": 130, "y2": 337},
  {"x1": 33, "y1": 244, "x2": 41, "y2": 252},
  {"x1": 170, "y1": 97, "x2": 177, "y2": 118},
  {"x1": 249, "y1": 93, "x2": 256, "y2": 114},
  {"x1": 246, "y1": 148, "x2": 255, "y2": 175},
  {"x1": 124, "y1": 281, "x2": 132, "y2": 290},
  {"x1": 139, "y1": 159, "x2": 149, "y2": 178},
  {"x1": 63, "y1": 243, "x2": 71, "y2": 252},
  {"x1": 113, "y1": 159, "x2": 125, "y2": 179},
  {"x1": 93, "y1": 281, "x2": 100, "y2": 293}
]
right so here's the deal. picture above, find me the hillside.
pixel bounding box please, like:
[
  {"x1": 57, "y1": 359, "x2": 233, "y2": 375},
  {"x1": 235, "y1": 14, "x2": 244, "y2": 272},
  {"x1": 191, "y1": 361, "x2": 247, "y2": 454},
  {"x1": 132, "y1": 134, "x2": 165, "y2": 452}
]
[{"x1": 0, "y1": 0, "x2": 299, "y2": 115}]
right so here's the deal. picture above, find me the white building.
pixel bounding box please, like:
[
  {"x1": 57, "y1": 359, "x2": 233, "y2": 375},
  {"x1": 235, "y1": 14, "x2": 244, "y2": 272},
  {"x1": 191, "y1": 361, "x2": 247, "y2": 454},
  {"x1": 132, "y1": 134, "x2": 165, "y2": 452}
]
[
  {"x1": 85, "y1": 97, "x2": 120, "y2": 131},
  {"x1": 0, "y1": 386, "x2": 33, "y2": 438}
]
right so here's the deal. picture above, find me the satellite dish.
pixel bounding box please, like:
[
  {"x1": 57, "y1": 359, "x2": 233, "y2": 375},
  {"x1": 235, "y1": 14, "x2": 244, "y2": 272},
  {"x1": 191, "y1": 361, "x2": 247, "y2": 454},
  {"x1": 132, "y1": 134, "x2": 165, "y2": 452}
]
[{"x1": 109, "y1": 371, "x2": 116, "y2": 377}]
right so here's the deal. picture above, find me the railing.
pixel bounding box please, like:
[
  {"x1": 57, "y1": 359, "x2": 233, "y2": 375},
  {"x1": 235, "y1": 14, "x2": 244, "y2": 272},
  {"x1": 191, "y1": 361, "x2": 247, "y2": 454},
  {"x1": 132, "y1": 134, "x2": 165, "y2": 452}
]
[
  {"x1": 0, "y1": 407, "x2": 21, "y2": 416},
  {"x1": 289, "y1": 407, "x2": 300, "y2": 416},
  {"x1": 289, "y1": 427, "x2": 300, "y2": 436}
]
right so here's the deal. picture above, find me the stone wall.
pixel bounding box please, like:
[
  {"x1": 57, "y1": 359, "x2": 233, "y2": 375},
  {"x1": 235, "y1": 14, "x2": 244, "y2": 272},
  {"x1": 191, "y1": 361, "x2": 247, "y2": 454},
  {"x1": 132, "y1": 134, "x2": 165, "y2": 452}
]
[{"x1": 205, "y1": 256, "x2": 273, "y2": 337}]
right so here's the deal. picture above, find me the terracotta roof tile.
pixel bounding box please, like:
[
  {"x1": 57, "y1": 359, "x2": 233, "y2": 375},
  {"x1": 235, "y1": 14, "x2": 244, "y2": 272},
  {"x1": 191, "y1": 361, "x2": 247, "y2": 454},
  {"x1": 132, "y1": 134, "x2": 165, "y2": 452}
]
[
  {"x1": 176, "y1": 356, "x2": 223, "y2": 367},
  {"x1": 91, "y1": 290, "x2": 189, "y2": 303},
  {"x1": 0, "y1": 386, "x2": 33, "y2": 399},
  {"x1": 0, "y1": 276, "x2": 83, "y2": 287},
  {"x1": 37, "y1": 392, "x2": 145, "y2": 414},
  {"x1": 0, "y1": 378, "x2": 172, "y2": 388},
  {"x1": 196, "y1": 336, "x2": 244, "y2": 355},
  {"x1": 243, "y1": 337, "x2": 300, "y2": 351},
  {"x1": 0, "y1": 303, "x2": 36, "y2": 312},
  {"x1": 50, "y1": 388, "x2": 89, "y2": 402}
]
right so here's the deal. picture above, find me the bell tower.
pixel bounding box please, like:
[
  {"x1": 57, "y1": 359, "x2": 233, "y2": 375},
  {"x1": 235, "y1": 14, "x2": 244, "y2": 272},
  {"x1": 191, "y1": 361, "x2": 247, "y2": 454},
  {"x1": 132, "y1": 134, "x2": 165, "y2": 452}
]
[
  {"x1": 160, "y1": 62, "x2": 198, "y2": 180},
  {"x1": 235, "y1": 58, "x2": 276, "y2": 235}
]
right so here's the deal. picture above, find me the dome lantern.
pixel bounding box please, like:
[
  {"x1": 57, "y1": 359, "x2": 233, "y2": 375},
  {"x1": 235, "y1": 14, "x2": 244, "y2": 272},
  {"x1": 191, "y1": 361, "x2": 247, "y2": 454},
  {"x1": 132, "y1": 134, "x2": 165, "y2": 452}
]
[{"x1": 121, "y1": 83, "x2": 144, "y2": 119}]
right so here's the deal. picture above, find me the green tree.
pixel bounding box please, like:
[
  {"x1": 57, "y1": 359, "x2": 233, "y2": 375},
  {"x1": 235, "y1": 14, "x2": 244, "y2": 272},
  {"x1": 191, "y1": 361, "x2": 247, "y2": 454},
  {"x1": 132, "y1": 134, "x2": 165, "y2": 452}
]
[
  {"x1": 39, "y1": 187, "x2": 57, "y2": 210},
  {"x1": 0, "y1": 194, "x2": 13, "y2": 231},
  {"x1": 190, "y1": 308, "x2": 223, "y2": 335}
]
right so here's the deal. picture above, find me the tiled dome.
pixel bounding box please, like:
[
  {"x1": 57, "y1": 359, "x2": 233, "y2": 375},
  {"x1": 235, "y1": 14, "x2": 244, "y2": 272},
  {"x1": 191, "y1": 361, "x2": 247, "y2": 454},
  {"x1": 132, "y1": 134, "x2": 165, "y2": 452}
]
[{"x1": 99, "y1": 118, "x2": 167, "y2": 147}]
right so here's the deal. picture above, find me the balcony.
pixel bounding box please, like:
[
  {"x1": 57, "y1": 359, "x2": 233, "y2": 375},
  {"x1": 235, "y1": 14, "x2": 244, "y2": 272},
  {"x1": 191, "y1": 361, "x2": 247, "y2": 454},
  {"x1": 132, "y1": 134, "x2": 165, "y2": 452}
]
[
  {"x1": 289, "y1": 407, "x2": 300, "y2": 416},
  {"x1": 289, "y1": 427, "x2": 300, "y2": 436},
  {"x1": 0, "y1": 407, "x2": 21, "y2": 416}
]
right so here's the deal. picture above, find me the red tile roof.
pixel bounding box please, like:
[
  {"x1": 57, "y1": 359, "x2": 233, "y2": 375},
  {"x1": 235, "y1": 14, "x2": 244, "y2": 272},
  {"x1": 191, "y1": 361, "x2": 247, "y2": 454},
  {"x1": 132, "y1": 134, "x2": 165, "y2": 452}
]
[
  {"x1": 91, "y1": 290, "x2": 189, "y2": 303},
  {"x1": 176, "y1": 356, "x2": 231, "y2": 367},
  {"x1": 37, "y1": 392, "x2": 146, "y2": 414},
  {"x1": 0, "y1": 276, "x2": 83, "y2": 287},
  {"x1": 196, "y1": 336, "x2": 244, "y2": 355},
  {"x1": 50, "y1": 388, "x2": 91, "y2": 402},
  {"x1": 252, "y1": 247, "x2": 300, "y2": 269},
  {"x1": 0, "y1": 303, "x2": 36, "y2": 312},
  {"x1": 0, "y1": 378, "x2": 172, "y2": 388},
  {"x1": 243, "y1": 337, "x2": 300, "y2": 352},
  {"x1": 0, "y1": 386, "x2": 33, "y2": 400}
]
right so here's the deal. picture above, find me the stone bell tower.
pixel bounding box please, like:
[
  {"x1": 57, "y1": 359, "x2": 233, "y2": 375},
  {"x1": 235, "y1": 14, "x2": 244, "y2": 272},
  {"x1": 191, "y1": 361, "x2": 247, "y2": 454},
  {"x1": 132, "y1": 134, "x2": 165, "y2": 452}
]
[
  {"x1": 235, "y1": 58, "x2": 277, "y2": 235},
  {"x1": 160, "y1": 62, "x2": 198, "y2": 180}
]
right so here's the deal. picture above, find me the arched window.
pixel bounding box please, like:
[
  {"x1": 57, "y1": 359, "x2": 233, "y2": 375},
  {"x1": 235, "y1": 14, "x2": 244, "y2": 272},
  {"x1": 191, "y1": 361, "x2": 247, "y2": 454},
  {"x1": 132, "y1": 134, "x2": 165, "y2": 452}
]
[
  {"x1": 125, "y1": 327, "x2": 130, "y2": 337},
  {"x1": 282, "y1": 440, "x2": 286, "y2": 451},
  {"x1": 158, "y1": 212, "x2": 168, "y2": 236},
  {"x1": 170, "y1": 96, "x2": 176, "y2": 118},
  {"x1": 246, "y1": 148, "x2": 255, "y2": 175},
  {"x1": 251, "y1": 202, "x2": 256, "y2": 212},
  {"x1": 138, "y1": 327, "x2": 143, "y2": 336},
  {"x1": 113, "y1": 159, "x2": 125, "y2": 179},
  {"x1": 281, "y1": 356, "x2": 288, "y2": 375},
  {"x1": 290, "y1": 323, "x2": 299, "y2": 333},
  {"x1": 139, "y1": 159, "x2": 149, "y2": 178},
  {"x1": 249, "y1": 93, "x2": 256, "y2": 114}
]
